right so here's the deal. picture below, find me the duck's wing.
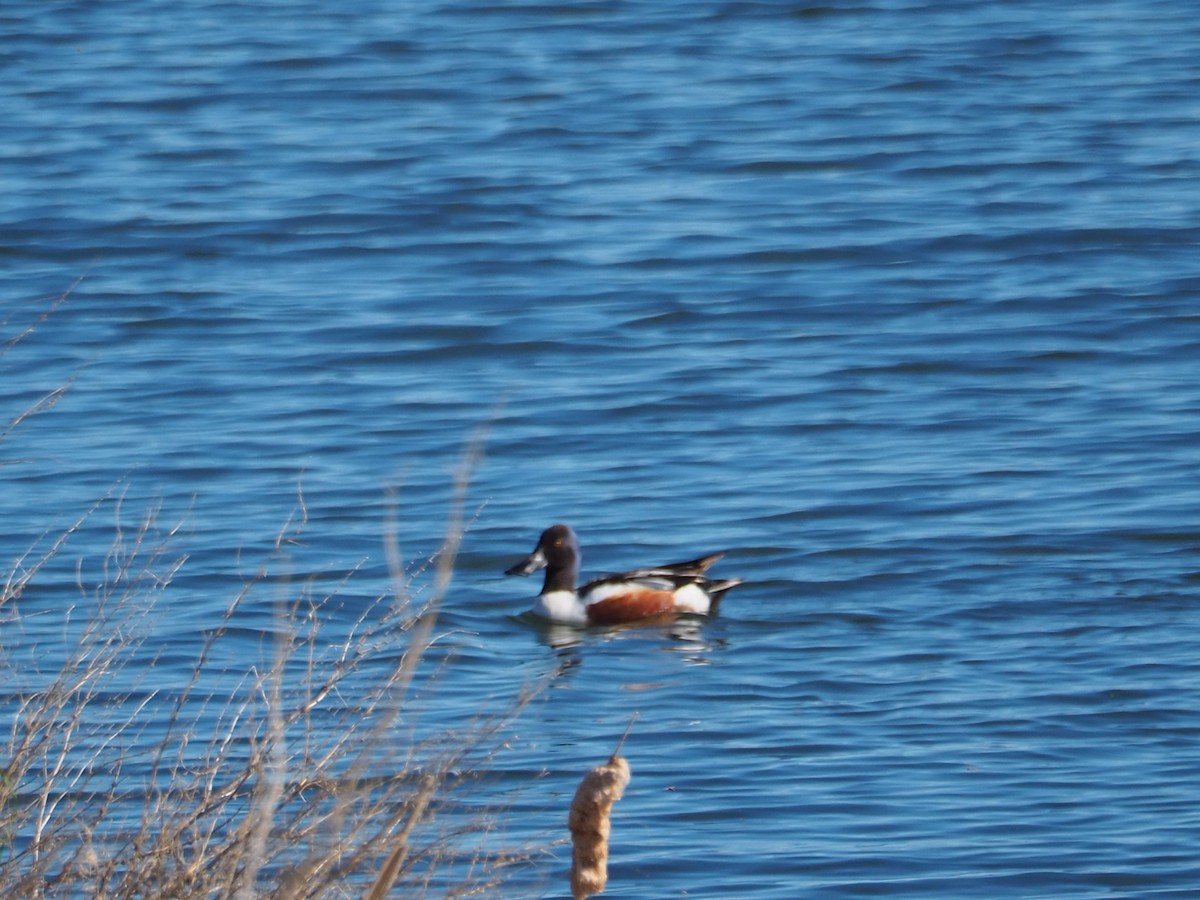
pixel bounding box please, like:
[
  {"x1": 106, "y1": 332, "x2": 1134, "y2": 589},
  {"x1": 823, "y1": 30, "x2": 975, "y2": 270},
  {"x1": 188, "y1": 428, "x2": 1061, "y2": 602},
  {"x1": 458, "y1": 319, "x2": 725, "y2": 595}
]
[
  {"x1": 579, "y1": 552, "x2": 730, "y2": 595},
  {"x1": 579, "y1": 571, "x2": 677, "y2": 595},
  {"x1": 619, "y1": 551, "x2": 726, "y2": 579}
]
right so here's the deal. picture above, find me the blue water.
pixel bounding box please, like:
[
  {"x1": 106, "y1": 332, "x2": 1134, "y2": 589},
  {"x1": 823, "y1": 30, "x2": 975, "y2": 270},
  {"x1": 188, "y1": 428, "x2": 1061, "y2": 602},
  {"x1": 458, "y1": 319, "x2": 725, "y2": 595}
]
[{"x1": 4, "y1": 0, "x2": 1200, "y2": 896}]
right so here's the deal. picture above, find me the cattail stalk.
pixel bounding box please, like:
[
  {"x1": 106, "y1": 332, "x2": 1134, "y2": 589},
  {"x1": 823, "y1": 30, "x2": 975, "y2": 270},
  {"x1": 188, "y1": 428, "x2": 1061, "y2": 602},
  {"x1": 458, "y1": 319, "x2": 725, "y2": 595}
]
[{"x1": 568, "y1": 716, "x2": 636, "y2": 899}]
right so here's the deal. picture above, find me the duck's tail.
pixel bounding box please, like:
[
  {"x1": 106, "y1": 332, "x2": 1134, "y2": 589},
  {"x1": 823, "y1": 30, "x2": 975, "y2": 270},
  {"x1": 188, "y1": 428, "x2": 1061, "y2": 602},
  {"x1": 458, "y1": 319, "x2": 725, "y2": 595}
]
[{"x1": 704, "y1": 577, "x2": 743, "y2": 600}]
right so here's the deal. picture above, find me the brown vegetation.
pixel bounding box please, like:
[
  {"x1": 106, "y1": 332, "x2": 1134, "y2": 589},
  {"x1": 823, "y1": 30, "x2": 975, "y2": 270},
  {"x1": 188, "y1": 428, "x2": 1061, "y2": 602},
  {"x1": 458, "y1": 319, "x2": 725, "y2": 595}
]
[
  {"x1": 567, "y1": 719, "x2": 635, "y2": 900},
  {"x1": 2, "y1": 288, "x2": 534, "y2": 897}
]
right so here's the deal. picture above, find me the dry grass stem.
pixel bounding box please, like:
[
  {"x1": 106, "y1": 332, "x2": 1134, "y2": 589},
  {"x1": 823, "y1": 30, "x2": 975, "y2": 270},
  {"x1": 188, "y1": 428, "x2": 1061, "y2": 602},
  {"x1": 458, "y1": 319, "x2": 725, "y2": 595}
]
[{"x1": 1, "y1": 271, "x2": 87, "y2": 441}]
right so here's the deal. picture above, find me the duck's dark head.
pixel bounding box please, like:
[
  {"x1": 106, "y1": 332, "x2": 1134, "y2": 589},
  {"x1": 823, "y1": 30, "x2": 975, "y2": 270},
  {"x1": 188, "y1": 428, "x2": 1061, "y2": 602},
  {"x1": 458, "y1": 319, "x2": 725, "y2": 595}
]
[{"x1": 504, "y1": 523, "x2": 581, "y2": 590}]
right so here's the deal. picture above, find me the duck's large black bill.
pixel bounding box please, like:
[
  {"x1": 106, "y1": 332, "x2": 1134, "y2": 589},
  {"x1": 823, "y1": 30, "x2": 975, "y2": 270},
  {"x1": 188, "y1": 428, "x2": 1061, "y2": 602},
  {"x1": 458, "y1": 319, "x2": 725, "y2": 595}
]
[{"x1": 505, "y1": 548, "x2": 546, "y2": 576}]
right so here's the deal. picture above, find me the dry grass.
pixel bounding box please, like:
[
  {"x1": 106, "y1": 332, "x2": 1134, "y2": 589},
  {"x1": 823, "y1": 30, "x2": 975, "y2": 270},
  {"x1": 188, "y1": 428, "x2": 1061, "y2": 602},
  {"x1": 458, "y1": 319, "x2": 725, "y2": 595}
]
[{"x1": 1, "y1": 285, "x2": 539, "y2": 898}]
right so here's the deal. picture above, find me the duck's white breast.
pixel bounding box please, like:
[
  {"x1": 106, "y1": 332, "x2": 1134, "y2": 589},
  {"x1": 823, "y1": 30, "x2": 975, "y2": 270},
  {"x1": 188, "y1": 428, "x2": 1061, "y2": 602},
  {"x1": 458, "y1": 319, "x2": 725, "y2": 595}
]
[{"x1": 531, "y1": 590, "x2": 589, "y2": 625}]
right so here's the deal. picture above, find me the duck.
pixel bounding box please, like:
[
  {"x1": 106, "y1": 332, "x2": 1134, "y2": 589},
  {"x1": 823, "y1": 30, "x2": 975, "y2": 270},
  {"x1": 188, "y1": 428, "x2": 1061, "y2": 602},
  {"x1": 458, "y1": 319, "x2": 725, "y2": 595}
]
[{"x1": 504, "y1": 524, "x2": 741, "y2": 626}]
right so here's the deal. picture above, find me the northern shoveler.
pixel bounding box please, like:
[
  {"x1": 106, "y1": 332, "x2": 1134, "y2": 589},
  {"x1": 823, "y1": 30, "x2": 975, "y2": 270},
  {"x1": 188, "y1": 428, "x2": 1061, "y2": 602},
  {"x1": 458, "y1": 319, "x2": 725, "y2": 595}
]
[{"x1": 504, "y1": 524, "x2": 742, "y2": 625}]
